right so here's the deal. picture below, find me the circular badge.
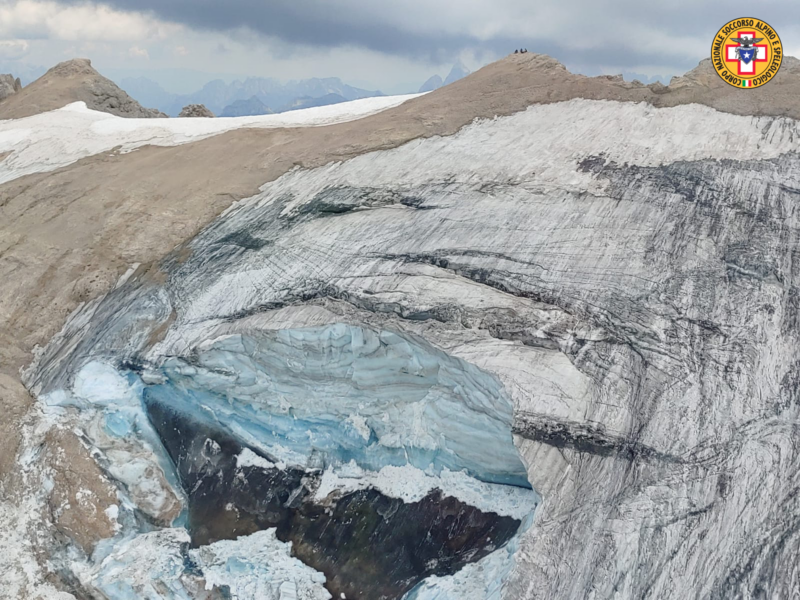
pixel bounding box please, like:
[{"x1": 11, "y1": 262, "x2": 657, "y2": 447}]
[{"x1": 711, "y1": 18, "x2": 782, "y2": 89}]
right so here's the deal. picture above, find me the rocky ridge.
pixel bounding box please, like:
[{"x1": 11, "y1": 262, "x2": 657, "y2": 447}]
[{"x1": 0, "y1": 58, "x2": 166, "y2": 119}]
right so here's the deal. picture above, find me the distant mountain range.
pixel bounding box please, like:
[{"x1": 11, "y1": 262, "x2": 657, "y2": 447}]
[
  {"x1": 620, "y1": 72, "x2": 671, "y2": 85},
  {"x1": 418, "y1": 61, "x2": 472, "y2": 93},
  {"x1": 419, "y1": 75, "x2": 443, "y2": 93},
  {"x1": 119, "y1": 76, "x2": 384, "y2": 117},
  {"x1": 284, "y1": 93, "x2": 351, "y2": 112},
  {"x1": 219, "y1": 95, "x2": 273, "y2": 117},
  {"x1": 0, "y1": 59, "x2": 673, "y2": 118},
  {"x1": 118, "y1": 61, "x2": 475, "y2": 117}
]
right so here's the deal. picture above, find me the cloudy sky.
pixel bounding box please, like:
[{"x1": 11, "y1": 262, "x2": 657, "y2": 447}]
[{"x1": 1, "y1": 0, "x2": 799, "y2": 93}]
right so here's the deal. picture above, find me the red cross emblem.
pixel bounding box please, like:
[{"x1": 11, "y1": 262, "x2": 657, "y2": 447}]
[{"x1": 725, "y1": 31, "x2": 768, "y2": 75}]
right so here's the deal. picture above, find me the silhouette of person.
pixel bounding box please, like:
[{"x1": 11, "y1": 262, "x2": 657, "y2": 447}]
[{"x1": 514, "y1": 49, "x2": 519, "y2": 54}]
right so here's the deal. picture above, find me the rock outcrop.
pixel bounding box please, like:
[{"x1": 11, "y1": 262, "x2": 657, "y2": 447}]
[
  {"x1": 0, "y1": 58, "x2": 166, "y2": 119},
  {"x1": 0, "y1": 74, "x2": 22, "y2": 102},
  {"x1": 178, "y1": 103, "x2": 214, "y2": 118}
]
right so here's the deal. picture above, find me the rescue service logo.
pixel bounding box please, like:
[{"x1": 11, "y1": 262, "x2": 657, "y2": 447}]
[{"x1": 712, "y1": 18, "x2": 782, "y2": 89}]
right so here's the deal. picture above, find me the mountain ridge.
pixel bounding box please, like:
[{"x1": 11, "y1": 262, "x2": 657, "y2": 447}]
[{"x1": 0, "y1": 58, "x2": 165, "y2": 119}]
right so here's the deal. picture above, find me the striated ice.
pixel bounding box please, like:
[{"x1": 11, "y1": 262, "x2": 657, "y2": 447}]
[{"x1": 145, "y1": 325, "x2": 530, "y2": 487}]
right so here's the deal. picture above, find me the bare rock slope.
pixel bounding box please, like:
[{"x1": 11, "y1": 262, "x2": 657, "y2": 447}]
[{"x1": 0, "y1": 58, "x2": 165, "y2": 119}]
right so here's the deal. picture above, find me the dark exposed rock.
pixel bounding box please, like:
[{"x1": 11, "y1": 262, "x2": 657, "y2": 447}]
[
  {"x1": 144, "y1": 398, "x2": 521, "y2": 600},
  {"x1": 513, "y1": 412, "x2": 683, "y2": 463}
]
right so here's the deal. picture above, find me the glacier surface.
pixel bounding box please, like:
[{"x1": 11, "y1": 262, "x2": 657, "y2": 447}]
[{"x1": 20, "y1": 97, "x2": 800, "y2": 598}]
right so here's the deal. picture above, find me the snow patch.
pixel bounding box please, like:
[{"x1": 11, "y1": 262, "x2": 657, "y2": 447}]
[
  {"x1": 236, "y1": 447, "x2": 285, "y2": 471},
  {"x1": 314, "y1": 461, "x2": 536, "y2": 520},
  {"x1": 104, "y1": 504, "x2": 120, "y2": 531}
]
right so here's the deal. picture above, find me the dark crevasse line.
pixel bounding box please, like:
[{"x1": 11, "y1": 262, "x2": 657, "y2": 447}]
[
  {"x1": 144, "y1": 398, "x2": 522, "y2": 600},
  {"x1": 513, "y1": 411, "x2": 686, "y2": 463}
]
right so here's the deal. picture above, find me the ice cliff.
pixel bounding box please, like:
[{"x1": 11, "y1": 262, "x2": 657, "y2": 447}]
[{"x1": 17, "y1": 92, "x2": 800, "y2": 599}]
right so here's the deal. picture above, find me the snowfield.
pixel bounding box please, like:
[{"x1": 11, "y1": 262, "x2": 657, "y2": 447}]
[{"x1": 0, "y1": 93, "x2": 422, "y2": 185}]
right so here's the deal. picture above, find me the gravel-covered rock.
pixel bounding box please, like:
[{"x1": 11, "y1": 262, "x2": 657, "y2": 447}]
[{"x1": 178, "y1": 103, "x2": 215, "y2": 118}]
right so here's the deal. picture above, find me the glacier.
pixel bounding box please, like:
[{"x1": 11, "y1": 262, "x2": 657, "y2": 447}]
[{"x1": 18, "y1": 94, "x2": 800, "y2": 598}]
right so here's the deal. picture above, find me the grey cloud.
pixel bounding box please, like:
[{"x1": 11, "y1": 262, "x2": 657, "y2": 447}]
[{"x1": 60, "y1": 0, "x2": 800, "y2": 72}]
